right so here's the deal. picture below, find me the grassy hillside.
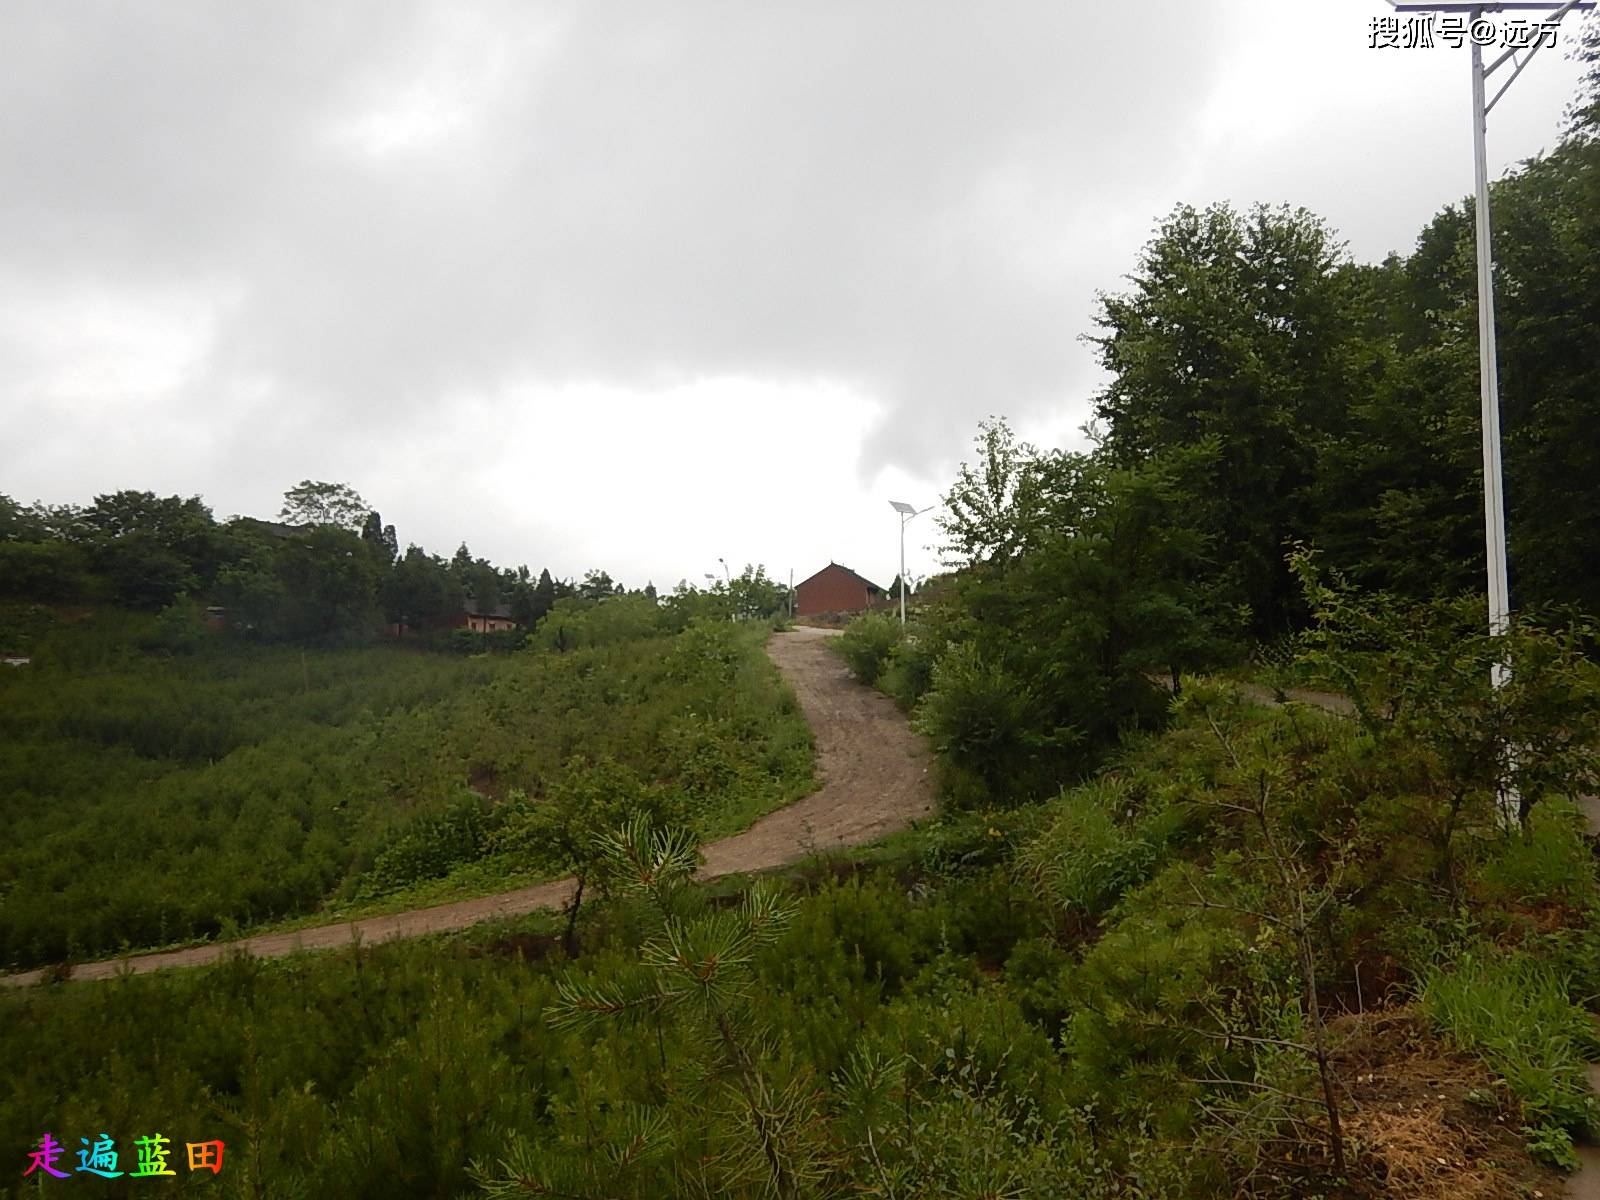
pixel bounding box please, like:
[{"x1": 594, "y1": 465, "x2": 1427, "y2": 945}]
[
  {"x1": 4, "y1": 657, "x2": 1593, "y2": 1198},
  {"x1": 0, "y1": 607, "x2": 813, "y2": 969}
]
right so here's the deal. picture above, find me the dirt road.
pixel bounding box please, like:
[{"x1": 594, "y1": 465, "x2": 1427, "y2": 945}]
[{"x1": 1, "y1": 626, "x2": 932, "y2": 988}]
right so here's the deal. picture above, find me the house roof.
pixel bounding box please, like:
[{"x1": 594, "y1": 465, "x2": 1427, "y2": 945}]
[
  {"x1": 462, "y1": 594, "x2": 514, "y2": 619},
  {"x1": 795, "y1": 561, "x2": 885, "y2": 594}
]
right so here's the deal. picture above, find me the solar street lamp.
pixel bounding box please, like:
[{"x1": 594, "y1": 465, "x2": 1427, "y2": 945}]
[
  {"x1": 1386, "y1": 0, "x2": 1593, "y2": 822},
  {"x1": 889, "y1": 501, "x2": 933, "y2": 628}
]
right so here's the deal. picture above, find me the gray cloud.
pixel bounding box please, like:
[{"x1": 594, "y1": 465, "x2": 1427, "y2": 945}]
[
  {"x1": 1, "y1": 1, "x2": 1587, "y2": 579},
  {"x1": 4, "y1": 2, "x2": 1227, "y2": 459}
]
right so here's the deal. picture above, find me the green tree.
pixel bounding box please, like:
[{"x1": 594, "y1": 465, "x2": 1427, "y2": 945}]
[
  {"x1": 280, "y1": 526, "x2": 380, "y2": 641},
  {"x1": 382, "y1": 545, "x2": 463, "y2": 629},
  {"x1": 221, "y1": 525, "x2": 380, "y2": 641},
  {"x1": 450, "y1": 543, "x2": 502, "y2": 612},
  {"x1": 0, "y1": 494, "x2": 49, "y2": 542},
  {"x1": 1091, "y1": 204, "x2": 1376, "y2": 634},
  {"x1": 1469, "y1": 138, "x2": 1600, "y2": 613},
  {"x1": 360, "y1": 510, "x2": 399, "y2": 565},
  {"x1": 532, "y1": 568, "x2": 557, "y2": 621},
  {"x1": 1569, "y1": 11, "x2": 1599, "y2": 135},
  {"x1": 925, "y1": 421, "x2": 1233, "y2": 801},
  {"x1": 0, "y1": 541, "x2": 91, "y2": 601},
  {"x1": 76, "y1": 491, "x2": 228, "y2": 608},
  {"x1": 93, "y1": 536, "x2": 196, "y2": 610},
  {"x1": 937, "y1": 416, "x2": 1057, "y2": 568},
  {"x1": 1289, "y1": 550, "x2": 1600, "y2": 838},
  {"x1": 578, "y1": 569, "x2": 622, "y2": 601},
  {"x1": 279, "y1": 480, "x2": 369, "y2": 532},
  {"x1": 726, "y1": 564, "x2": 787, "y2": 620}
]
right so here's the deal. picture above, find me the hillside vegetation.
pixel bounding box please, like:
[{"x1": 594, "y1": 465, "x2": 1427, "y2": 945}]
[
  {"x1": 5, "y1": 23, "x2": 1600, "y2": 1200},
  {"x1": 5, "y1": 588, "x2": 1598, "y2": 1196},
  {"x1": 0, "y1": 606, "x2": 812, "y2": 969}
]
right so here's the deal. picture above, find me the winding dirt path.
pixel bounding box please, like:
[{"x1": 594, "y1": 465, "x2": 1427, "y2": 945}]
[{"x1": 1, "y1": 627, "x2": 933, "y2": 988}]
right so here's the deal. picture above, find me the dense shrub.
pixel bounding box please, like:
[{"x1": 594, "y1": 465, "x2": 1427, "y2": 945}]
[
  {"x1": 359, "y1": 794, "x2": 496, "y2": 897},
  {"x1": 533, "y1": 594, "x2": 664, "y2": 652},
  {"x1": 0, "y1": 616, "x2": 812, "y2": 968},
  {"x1": 913, "y1": 641, "x2": 1069, "y2": 805},
  {"x1": 879, "y1": 632, "x2": 938, "y2": 708},
  {"x1": 0, "y1": 541, "x2": 92, "y2": 601},
  {"x1": 834, "y1": 611, "x2": 901, "y2": 685},
  {"x1": 1020, "y1": 778, "x2": 1164, "y2": 925}
]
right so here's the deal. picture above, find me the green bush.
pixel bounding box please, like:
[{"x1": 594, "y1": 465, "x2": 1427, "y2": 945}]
[
  {"x1": 1020, "y1": 779, "x2": 1163, "y2": 924},
  {"x1": 904, "y1": 806, "x2": 1039, "y2": 878},
  {"x1": 834, "y1": 611, "x2": 901, "y2": 686},
  {"x1": 359, "y1": 794, "x2": 495, "y2": 896},
  {"x1": 1062, "y1": 901, "x2": 1244, "y2": 1133},
  {"x1": 142, "y1": 596, "x2": 206, "y2": 655},
  {"x1": 533, "y1": 594, "x2": 664, "y2": 652},
  {"x1": 879, "y1": 634, "x2": 938, "y2": 708},
  {"x1": 661, "y1": 617, "x2": 743, "y2": 684},
  {"x1": 1471, "y1": 800, "x2": 1597, "y2": 910},
  {"x1": 914, "y1": 641, "x2": 1066, "y2": 805}
]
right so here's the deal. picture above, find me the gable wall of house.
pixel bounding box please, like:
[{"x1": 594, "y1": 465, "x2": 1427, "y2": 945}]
[{"x1": 795, "y1": 563, "x2": 878, "y2": 616}]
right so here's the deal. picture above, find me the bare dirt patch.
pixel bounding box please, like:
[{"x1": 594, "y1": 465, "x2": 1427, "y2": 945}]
[
  {"x1": 2, "y1": 625, "x2": 933, "y2": 987},
  {"x1": 698, "y1": 626, "x2": 934, "y2": 876},
  {"x1": 1335, "y1": 1009, "x2": 1562, "y2": 1200}
]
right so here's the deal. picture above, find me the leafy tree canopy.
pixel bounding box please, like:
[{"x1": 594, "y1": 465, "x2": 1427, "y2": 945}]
[{"x1": 279, "y1": 480, "x2": 369, "y2": 532}]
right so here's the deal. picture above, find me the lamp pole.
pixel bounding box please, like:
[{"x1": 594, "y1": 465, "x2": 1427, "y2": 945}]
[
  {"x1": 888, "y1": 501, "x2": 931, "y2": 628},
  {"x1": 717, "y1": 557, "x2": 734, "y2": 621},
  {"x1": 1470, "y1": 21, "x2": 1510, "y2": 678},
  {"x1": 1388, "y1": 0, "x2": 1591, "y2": 822}
]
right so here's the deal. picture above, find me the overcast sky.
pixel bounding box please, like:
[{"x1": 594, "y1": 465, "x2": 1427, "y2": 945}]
[{"x1": 1, "y1": 2, "x2": 1590, "y2": 591}]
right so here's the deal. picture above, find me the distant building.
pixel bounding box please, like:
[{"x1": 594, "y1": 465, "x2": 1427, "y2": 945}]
[
  {"x1": 456, "y1": 594, "x2": 518, "y2": 634},
  {"x1": 794, "y1": 562, "x2": 886, "y2": 617}
]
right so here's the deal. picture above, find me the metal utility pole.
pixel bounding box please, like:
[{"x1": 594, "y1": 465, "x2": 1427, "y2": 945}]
[
  {"x1": 888, "y1": 501, "x2": 932, "y2": 627},
  {"x1": 1388, "y1": 0, "x2": 1591, "y2": 821},
  {"x1": 1471, "y1": 22, "x2": 1510, "y2": 673}
]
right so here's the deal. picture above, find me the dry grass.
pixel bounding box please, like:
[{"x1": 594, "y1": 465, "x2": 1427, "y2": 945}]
[
  {"x1": 1346, "y1": 1102, "x2": 1519, "y2": 1200},
  {"x1": 1333, "y1": 1008, "x2": 1563, "y2": 1200}
]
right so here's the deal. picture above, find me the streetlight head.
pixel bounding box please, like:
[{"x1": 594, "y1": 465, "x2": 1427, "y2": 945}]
[{"x1": 889, "y1": 500, "x2": 917, "y2": 515}]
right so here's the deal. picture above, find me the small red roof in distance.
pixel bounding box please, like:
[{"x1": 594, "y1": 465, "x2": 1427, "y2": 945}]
[{"x1": 796, "y1": 562, "x2": 885, "y2": 593}]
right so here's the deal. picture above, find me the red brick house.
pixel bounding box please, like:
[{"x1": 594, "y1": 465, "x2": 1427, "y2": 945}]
[{"x1": 794, "y1": 562, "x2": 886, "y2": 617}]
